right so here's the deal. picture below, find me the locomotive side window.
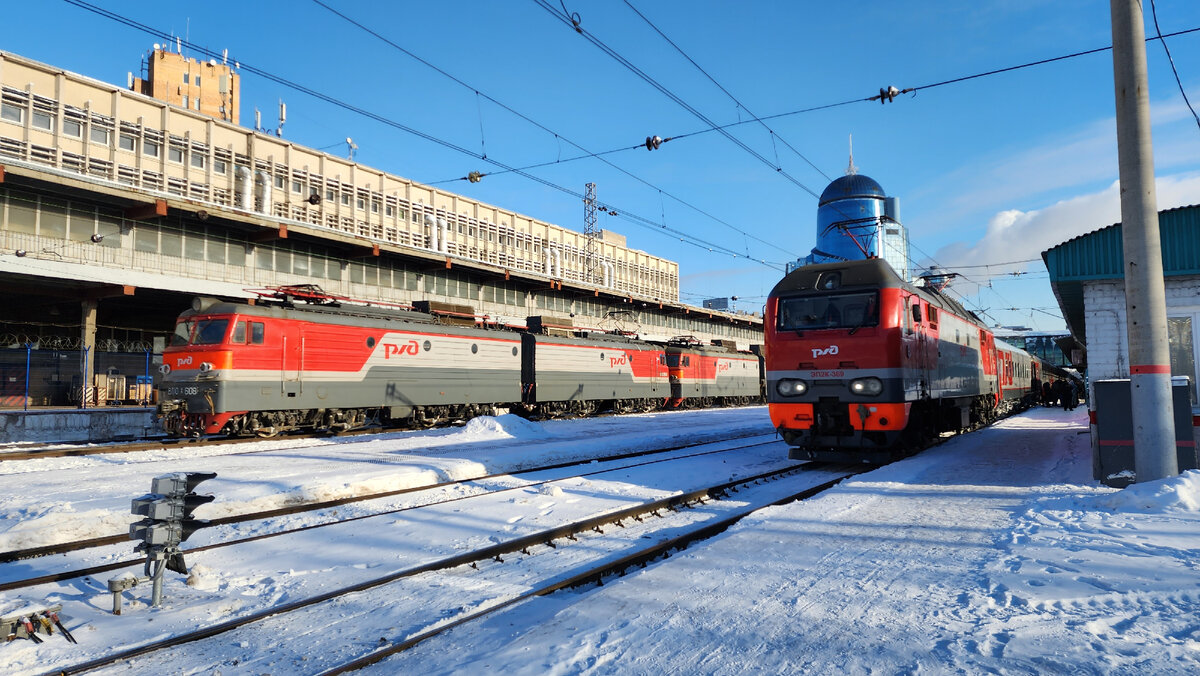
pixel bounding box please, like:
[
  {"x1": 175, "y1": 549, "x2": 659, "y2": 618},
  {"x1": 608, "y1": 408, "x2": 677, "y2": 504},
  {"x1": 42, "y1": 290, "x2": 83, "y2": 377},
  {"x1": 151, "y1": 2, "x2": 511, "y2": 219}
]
[
  {"x1": 250, "y1": 322, "x2": 265, "y2": 344},
  {"x1": 912, "y1": 304, "x2": 922, "y2": 324},
  {"x1": 170, "y1": 321, "x2": 194, "y2": 346},
  {"x1": 928, "y1": 307, "x2": 939, "y2": 325},
  {"x1": 193, "y1": 319, "x2": 230, "y2": 345},
  {"x1": 778, "y1": 292, "x2": 879, "y2": 330},
  {"x1": 232, "y1": 321, "x2": 246, "y2": 344}
]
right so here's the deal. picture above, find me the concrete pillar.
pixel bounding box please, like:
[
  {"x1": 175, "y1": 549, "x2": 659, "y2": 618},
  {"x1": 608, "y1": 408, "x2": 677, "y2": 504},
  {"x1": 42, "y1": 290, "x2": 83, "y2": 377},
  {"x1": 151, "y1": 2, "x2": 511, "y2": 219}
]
[{"x1": 81, "y1": 298, "x2": 98, "y2": 407}]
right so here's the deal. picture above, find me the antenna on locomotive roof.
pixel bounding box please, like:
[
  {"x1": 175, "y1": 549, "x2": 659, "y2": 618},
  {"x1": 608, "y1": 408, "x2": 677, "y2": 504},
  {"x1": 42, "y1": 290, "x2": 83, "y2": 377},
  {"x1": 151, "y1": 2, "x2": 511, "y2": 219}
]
[{"x1": 846, "y1": 134, "x2": 858, "y2": 176}]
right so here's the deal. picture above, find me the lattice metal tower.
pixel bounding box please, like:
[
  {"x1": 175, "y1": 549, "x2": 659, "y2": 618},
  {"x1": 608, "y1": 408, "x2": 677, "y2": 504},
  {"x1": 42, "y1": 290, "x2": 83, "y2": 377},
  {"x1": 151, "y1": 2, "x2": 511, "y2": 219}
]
[{"x1": 583, "y1": 182, "x2": 598, "y2": 284}]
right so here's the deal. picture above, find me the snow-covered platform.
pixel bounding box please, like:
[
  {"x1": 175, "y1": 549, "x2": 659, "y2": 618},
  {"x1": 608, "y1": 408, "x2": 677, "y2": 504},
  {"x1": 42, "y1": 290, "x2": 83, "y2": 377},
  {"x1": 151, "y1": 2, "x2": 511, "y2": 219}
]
[
  {"x1": 391, "y1": 406, "x2": 1200, "y2": 674},
  {"x1": 0, "y1": 407, "x2": 156, "y2": 444}
]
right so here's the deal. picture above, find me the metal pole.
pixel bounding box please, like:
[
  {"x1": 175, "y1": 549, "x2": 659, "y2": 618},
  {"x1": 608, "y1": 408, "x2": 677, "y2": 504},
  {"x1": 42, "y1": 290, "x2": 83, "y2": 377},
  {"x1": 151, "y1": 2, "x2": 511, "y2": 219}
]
[
  {"x1": 80, "y1": 346, "x2": 89, "y2": 410},
  {"x1": 144, "y1": 349, "x2": 151, "y2": 406},
  {"x1": 24, "y1": 343, "x2": 31, "y2": 412},
  {"x1": 1110, "y1": 0, "x2": 1178, "y2": 482}
]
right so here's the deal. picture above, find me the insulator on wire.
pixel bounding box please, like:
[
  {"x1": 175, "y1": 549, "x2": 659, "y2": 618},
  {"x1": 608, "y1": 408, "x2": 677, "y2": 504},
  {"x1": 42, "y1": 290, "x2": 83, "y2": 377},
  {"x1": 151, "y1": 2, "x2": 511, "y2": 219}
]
[
  {"x1": 878, "y1": 86, "x2": 900, "y2": 104},
  {"x1": 467, "y1": 171, "x2": 483, "y2": 183},
  {"x1": 645, "y1": 135, "x2": 663, "y2": 151}
]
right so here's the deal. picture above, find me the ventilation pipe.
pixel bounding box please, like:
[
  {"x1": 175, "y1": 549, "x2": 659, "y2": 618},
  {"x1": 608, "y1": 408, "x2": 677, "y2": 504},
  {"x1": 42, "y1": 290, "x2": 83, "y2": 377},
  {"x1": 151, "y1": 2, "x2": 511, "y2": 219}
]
[
  {"x1": 424, "y1": 214, "x2": 438, "y2": 251},
  {"x1": 437, "y1": 217, "x2": 448, "y2": 254},
  {"x1": 545, "y1": 248, "x2": 553, "y2": 276},
  {"x1": 602, "y1": 261, "x2": 614, "y2": 288},
  {"x1": 235, "y1": 167, "x2": 253, "y2": 211},
  {"x1": 550, "y1": 248, "x2": 562, "y2": 279},
  {"x1": 253, "y1": 170, "x2": 272, "y2": 215}
]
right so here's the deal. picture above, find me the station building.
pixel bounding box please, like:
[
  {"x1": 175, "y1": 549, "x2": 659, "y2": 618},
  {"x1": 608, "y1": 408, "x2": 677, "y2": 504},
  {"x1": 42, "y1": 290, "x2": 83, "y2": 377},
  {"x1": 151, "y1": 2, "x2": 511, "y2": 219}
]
[
  {"x1": 0, "y1": 48, "x2": 761, "y2": 406},
  {"x1": 1043, "y1": 203, "x2": 1200, "y2": 450}
]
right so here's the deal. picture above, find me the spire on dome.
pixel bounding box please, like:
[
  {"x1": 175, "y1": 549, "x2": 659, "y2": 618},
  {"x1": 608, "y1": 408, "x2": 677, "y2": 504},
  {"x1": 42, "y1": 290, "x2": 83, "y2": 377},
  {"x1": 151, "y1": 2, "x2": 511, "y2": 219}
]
[{"x1": 846, "y1": 134, "x2": 858, "y2": 176}]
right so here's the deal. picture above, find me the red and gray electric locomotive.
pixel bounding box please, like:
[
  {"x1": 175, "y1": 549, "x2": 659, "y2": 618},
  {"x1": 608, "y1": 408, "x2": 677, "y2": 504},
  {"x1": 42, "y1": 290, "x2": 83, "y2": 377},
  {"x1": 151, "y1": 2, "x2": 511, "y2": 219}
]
[
  {"x1": 765, "y1": 258, "x2": 1040, "y2": 463},
  {"x1": 157, "y1": 288, "x2": 762, "y2": 437}
]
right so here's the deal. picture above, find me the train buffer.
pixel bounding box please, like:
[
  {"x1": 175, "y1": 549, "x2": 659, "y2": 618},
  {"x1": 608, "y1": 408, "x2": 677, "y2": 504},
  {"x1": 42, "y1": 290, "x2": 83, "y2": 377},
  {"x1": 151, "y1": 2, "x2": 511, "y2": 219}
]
[{"x1": 1, "y1": 603, "x2": 78, "y2": 644}]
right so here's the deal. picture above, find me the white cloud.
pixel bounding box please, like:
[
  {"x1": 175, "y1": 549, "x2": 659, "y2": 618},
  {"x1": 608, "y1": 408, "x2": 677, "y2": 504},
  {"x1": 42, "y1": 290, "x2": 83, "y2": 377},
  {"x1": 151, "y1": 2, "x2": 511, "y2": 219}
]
[{"x1": 929, "y1": 171, "x2": 1200, "y2": 271}]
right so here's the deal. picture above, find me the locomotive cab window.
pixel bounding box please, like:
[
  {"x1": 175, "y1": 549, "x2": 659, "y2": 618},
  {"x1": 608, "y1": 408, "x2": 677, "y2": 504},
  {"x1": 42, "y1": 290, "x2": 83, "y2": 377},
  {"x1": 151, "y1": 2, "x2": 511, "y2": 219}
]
[
  {"x1": 193, "y1": 319, "x2": 230, "y2": 345},
  {"x1": 778, "y1": 292, "x2": 879, "y2": 331},
  {"x1": 912, "y1": 303, "x2": 922, "y2": 324},
  {"x1": 250, "y1": 322, "x2": 265, "y2": 345},
  {"x1": 232, "y1": 321, "x2": 246, "y2": 344}
]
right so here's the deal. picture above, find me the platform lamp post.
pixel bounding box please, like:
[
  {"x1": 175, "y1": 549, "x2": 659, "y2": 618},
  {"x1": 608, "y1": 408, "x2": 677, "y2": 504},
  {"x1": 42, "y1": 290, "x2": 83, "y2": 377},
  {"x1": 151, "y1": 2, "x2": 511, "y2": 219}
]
[{"x1": 1110, "y1": 0, "x2": 1178, "y2": 482}]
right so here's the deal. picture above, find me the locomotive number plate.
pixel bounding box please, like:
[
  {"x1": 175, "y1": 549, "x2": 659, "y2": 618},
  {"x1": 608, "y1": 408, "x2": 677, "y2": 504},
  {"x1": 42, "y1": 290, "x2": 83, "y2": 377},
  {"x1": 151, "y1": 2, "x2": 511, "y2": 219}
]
[{"x1": 808, "y1": 370, "x2": 844, "y2": 378}]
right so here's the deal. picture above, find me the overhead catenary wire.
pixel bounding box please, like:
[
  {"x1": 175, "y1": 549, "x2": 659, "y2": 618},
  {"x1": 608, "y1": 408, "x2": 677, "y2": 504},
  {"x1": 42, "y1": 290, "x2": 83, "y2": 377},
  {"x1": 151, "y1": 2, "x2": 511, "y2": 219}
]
[
  {"x1": 532, "y1": 0, "x2": 828, "y2": 201},
  {"x1": 1149, "y1": 0, "x2": 1200, "y2": 133},
  {"x1": 306, "y1": 0, "x2": 798, "y2": 263},
  {"x1": 621, "y1": 0, "x2": 830, "y2": 183},
  {"x1": 62, "y1": 0, "x2": 781, "y2": 270}
]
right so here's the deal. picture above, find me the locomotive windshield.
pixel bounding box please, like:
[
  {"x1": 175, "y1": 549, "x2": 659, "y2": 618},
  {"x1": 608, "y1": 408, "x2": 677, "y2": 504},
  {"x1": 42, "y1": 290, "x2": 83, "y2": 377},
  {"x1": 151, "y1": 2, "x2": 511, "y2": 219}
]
[
  {"x1": 777, "y1": 292, "x2": 879, "y2": 331},
  {"x1": 169, "y1": 318, "x2": 231, "y2": 346}
]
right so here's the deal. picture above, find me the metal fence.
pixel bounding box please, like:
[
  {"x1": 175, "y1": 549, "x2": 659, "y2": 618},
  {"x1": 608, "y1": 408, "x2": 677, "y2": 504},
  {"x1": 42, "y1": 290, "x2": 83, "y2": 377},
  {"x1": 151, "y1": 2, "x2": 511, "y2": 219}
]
[{"x1": 0, "y1": 347, "x2": 156, "y2": 409}]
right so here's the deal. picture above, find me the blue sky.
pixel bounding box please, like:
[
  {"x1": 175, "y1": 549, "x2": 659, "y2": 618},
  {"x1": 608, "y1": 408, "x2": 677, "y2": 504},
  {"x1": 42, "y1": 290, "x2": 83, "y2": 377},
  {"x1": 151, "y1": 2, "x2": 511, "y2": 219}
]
[{"x1": 7, "y1": 1, "x2": 1200, "y2": 329}]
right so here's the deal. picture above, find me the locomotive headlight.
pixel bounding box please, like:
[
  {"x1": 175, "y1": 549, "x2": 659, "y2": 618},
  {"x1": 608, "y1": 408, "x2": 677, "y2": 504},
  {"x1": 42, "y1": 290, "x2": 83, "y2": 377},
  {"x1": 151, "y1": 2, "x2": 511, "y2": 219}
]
[
  {"x1": 776, "y1": 378, "x2": 808, "y2": 397},
  {"x1": 198, "y1": 362, "x2": 214, "y2": 373},
  {"x1": 159, "y1": 364, "x2": 171, "y2": 375},
  {"x1": 849, "y1": 377, "x2": 883, "y2": 396}
]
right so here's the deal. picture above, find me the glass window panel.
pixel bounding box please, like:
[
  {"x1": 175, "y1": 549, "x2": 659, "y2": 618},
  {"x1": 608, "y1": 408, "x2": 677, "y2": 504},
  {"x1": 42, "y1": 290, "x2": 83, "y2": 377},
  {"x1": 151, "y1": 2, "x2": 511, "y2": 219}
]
[
  {"x1": 160, "y1": 229, "x2": 182, "y2": 257},
  {"x1": 255, "y1": 247, "x2": 273, "y2": 271},
  {"x1": 227, "y1": 241, "x2": 245, "y2": 266},
  {"x1": 40, "y1": 199, "x2": 67, "y2": 239},
  {"x1": 206, "y1": 239, "x2": 226, "y2": 264},
  {"x1": 6, "y1": 196, "x2": 38, "y2": 234},
  {"x1": 0, "y1": 103, "x2": 23, "y2": 123},
  {"x1": 144, "y1": 140, "x2": 160, "y2": 157},
  {"x1": 91, "y1": 212, "x2": 121, "y2": 248},
  {"x1": 184, "y1": 235, "x2": 205, "y2": 261},
  {"x1": 90, "y1": 127, "x2": 109, "y2": 145},
  {"x1": 293, "y1": 252, "x2": 310, "y2": 277},
  {"x1": 134, "y1": 225, "x2": 158, "y2": 253},
  {"x1": 275, "y1": 249, "x2": 292, "y2": 274},
  {"x1": 32, "y1": 110, "x2": 53, "y2": 130},
  {"x1": 62, "y1": 119, "x2": 82, "y2": 137},
  {"x1": 1168, "y1": 316, "x2": 1197, "y2": 406}
]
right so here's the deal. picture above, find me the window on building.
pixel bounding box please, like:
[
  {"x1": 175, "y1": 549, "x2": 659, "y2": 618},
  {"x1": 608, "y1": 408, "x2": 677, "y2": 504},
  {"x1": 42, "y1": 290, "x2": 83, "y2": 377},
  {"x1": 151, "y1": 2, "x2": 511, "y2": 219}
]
[
  {"x1": 118, "y1": 134, "x2": 136, "y2": 151},
  {"x1": 194, "y1": 75, "x2": 201, "y2": 87},
  {"x1": 32, "y1": 110, "x2": 53, "y2": 130},
  {"x1": 62, "y1": 118, "x2": 82, "y2": 137},
  {"x1": 191, "y1": 152, "x2": 206, "y2": 169},
  {"x1": 144, "y1": 139, "x2": 160, "y2": 157},
  {"x1": 1168, "y1": 316, "x2": 1198, "y2": 406},
  {"x1": 292, "y1": 180, "x2": 302, "y2": 194},
  {"x1": 0, "y1": 102, "x2": 23, "y2": 124},
  {"x1": 169, "y1": 146, "x2": 185, "y2": 163},
  {"x1": 183, "y1": 73, "x2": 190, "y2": 85},
  {"x1": 214, "y1": 159, "x2": 227, "y2": 175},
  {"x1": 274, "y1": 175, "x2": 285, "y2": 189},
  {"x1": 181, "y1": 95, "x2": 189, "y2": 109}
]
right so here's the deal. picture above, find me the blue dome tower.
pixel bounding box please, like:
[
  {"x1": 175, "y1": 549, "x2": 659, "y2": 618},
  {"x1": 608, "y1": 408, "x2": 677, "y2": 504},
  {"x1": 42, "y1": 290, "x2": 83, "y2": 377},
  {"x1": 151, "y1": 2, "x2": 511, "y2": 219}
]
[{"x1": 793, "y1": 142, "x2": 909, "y2": 280}]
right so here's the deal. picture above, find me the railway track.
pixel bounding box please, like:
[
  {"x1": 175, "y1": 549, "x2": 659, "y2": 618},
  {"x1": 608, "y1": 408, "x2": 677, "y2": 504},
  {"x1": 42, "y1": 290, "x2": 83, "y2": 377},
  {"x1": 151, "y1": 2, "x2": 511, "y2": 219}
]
[
  {"x1": 49, "y1": 461, "x2": 858, "y2": 675},
  {"x1": 1, "y1": 434, "x2": 780, "y2": 591}
]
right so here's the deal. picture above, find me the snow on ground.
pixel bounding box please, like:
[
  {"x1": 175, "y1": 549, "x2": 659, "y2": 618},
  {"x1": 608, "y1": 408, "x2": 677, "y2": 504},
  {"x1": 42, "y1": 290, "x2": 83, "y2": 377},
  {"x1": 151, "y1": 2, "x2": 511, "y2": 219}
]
[
  {"x1": 383, "y1": 406, "x2": 1200, "y2": 675},
  {"x1": 0, "y1": 408, "x2": 768, "y2": 552},
  {"x1": 2, "y1": 405, "x2": 1198, "y2": 674}
]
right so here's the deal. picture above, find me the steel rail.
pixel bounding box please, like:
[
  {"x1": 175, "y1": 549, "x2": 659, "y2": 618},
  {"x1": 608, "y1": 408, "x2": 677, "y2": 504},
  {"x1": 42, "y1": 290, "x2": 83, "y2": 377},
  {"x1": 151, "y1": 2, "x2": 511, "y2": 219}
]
[{"x1": 48, "y1": 462, "x2": 837, "y2": 676}]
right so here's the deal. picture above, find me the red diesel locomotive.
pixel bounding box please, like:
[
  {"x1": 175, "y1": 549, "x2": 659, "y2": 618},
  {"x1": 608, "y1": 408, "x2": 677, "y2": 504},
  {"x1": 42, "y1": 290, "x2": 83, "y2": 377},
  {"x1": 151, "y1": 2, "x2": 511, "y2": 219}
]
[
  {"x1": 157, "y1": 289, "x2": 762, "y2": 437},
  {"x1": 765, "y1": 259, "x2": 1042, "y2": 463}
]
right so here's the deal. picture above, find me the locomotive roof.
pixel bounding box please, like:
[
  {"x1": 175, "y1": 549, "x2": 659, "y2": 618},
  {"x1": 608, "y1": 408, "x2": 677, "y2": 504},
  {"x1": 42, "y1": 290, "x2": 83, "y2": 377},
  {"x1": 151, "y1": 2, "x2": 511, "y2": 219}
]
[{"x1": 771, "y1": 258, "x2": 985, "y2": 326}]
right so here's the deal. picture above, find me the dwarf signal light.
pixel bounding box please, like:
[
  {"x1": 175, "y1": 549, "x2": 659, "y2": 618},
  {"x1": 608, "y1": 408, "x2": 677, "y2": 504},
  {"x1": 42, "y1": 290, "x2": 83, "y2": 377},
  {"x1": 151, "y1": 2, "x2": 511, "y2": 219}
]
[{"x1": 115, "y1": 472, "x2": 218, "y2": 611}]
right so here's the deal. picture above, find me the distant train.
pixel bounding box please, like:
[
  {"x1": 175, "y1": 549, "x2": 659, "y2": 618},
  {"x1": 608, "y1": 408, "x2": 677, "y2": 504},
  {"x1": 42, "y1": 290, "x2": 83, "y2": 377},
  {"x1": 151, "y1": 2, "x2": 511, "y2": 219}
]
[
  {"x1": 156, "y1": 286, "x2": 762, "y2": 436},
  {"x1": 764, "y1": 259, "x2": 1071, "y2": 463}
]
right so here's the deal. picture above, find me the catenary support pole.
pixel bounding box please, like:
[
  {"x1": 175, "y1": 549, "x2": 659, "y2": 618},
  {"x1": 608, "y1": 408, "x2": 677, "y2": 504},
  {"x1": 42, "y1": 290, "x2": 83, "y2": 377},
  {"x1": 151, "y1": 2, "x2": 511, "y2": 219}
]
[{"x1": 1110, "y1": 0, "x2": 1178, "y2": 482}]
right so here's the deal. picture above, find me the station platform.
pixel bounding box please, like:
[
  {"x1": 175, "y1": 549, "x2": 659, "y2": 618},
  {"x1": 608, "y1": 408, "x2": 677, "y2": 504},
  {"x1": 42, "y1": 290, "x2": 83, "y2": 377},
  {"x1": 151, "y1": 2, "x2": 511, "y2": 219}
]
[{"x1": 0, "y1": 406, "x2": 157, "y2": 444}]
